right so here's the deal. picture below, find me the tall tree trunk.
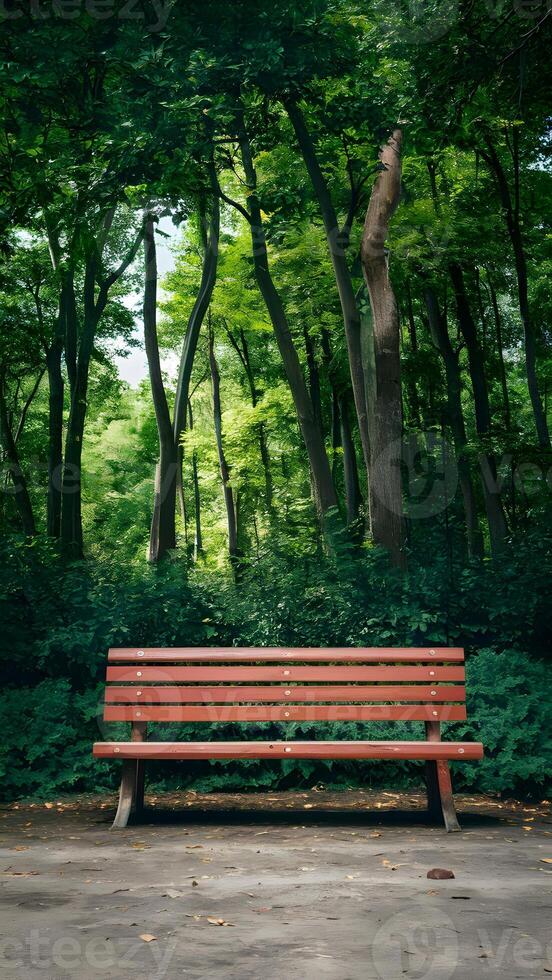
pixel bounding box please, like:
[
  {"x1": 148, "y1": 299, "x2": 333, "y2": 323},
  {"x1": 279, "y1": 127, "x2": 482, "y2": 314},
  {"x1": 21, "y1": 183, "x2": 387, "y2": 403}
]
[
  {"x1": 320, "y1": 328, "x2": 343, "y2": 488},
  {"x1": 320, "y1": 328, "x2": 363, "y2": 524},
  {"x1": 449, "y1": 262, "x2": 508, "y2": 555},
  {"x1": 285, "y1": 98, "x2": 372, "y2": 486},
  {"x1": 303, "y1": 325, "x2": 323, "y2": 431},
  {"x1": 46, "y1": 290, "x2": 65, "y2": 537},
  {"x1": 405, "y1": 280, "x2": 418, "y2": 351},
  {"x1": 486, "y1": 269, "x2": 511, "y2": 429},
  {"x1": 361, "y1": 129, "x2": 405, "y2": 567},
  {"x1": 176, "y1": 452, "x2": 189, "y2": 548},
  {"x1": 339, "y1": 393, "x2": 363, "y2": 527},
  {"x1": 188, "y1": 399, "x2": 203, "y2": 561},
  {"x1": 225, "y1": 325, "x2": 274, "y2": 512},
  {"x1": 58, "y1": 216, "x2": 143, "y2": 558},
  {"x1": 449, "y1": 263, "x2": 491, "y2": 433},
  {"x1": 64, "y1": 271, "x2": 78, "y2": 401},
  {"x1": 474, "y1": 267, "x2": 488, "y2": 355},
  {"x1": 236, "y1": 116, "x2": 339, "y2": 522},
  {"x1": 481, "y1": 137, "x2": 550, "y2": 448},
  {"x1": 143, "y1": 218, "x2": 177, "y2": 562},
  {"x1": 425, "y1": 286, "x2": 483, "y2": 558},
  {"x1": 60, "y1": 277, "x2": 97, "y2": 558},
  {"x1": 0, "y1": 374, "x2": 36, "y2": 536},
  {"x1": 173, "y1": 167, "x2": 220, "y2": 444},
  {"x1": 208, "y1": 317, "x2": 239, "y2": 569}
]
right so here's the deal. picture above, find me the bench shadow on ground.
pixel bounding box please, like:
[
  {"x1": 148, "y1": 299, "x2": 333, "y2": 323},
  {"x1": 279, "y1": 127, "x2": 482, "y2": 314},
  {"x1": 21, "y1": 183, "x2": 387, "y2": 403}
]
[{"x1": 98, "y1": 805, "x2": 502, "y2": 831}]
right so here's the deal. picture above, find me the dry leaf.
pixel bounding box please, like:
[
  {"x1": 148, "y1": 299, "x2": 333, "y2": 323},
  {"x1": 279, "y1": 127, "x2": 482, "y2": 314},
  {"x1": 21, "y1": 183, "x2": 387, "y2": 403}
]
[
  {"x1": 382, "y1": 859, "x2": 404, "y2": 870},
  {"x1": 139, "y1": 934, "x2": 157, "y2": 943},
  {"x1": 207, "y1": 917, "x2": 233, "y2": 927},
  {"x1": 3, "y1": 870, "x2": 39, "y2": 877},
  {"x1": 369, "y1": 832, "x2": 382, "y2": 838},
  {"x1": 540, "y1": 858, "x2": 552, "y2": 864},
  {"x1": 427, "y1": 868, "x2": 455, "y2": 880}
]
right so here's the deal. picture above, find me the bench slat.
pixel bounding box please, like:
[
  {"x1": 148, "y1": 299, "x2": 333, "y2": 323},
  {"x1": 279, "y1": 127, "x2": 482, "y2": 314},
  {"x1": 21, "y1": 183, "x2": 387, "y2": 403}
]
[
  {"x1": 104, "y1": 684, "x2": 467, "y2": 704},
  {"x1": 103, "y1": 704, "x2": 467, "y2": 722},
  {"x1": 106, "y1": 665, "x2": 465, "y2": 683},
  {"x1": 108, "y1": 647, "x2": 464, "y2": 663},
  {"x1": 93, "y1": 739, "x2": 483, "y2": 760}
]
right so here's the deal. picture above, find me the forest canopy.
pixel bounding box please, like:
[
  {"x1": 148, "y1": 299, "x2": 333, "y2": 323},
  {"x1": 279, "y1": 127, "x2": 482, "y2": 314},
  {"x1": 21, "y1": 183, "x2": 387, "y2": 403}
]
[{"x1": 0, "y1": 0, "x2": 551, "y2": 800}]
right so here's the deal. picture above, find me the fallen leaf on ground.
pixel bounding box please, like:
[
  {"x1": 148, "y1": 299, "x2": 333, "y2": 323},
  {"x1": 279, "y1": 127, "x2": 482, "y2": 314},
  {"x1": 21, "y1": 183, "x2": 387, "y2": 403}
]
[
  {"x1": 164, "y1": 889, "x2": 185, "y2": 899},
  {"x1": 139, "y1": 934, "x2": 157, "y2": 943},
  {"x1": 207, "y1": 917, "x2": 233, "y2": 927},
  {"x1": 540, "y1": 858, "x2": 552, "y2": 864},
  {"x1": 427, "y1": 868, "x2": 455, "y2": 880},
  {"x1": 3, "y1": 870, "x2": 39, "y2": 877}
]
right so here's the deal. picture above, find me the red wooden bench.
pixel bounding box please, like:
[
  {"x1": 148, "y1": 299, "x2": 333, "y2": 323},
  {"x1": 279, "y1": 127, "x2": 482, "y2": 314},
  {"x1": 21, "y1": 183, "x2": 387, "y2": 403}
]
[{"x1": 93, "y1": 646, "x2": 483, "y2": 831}]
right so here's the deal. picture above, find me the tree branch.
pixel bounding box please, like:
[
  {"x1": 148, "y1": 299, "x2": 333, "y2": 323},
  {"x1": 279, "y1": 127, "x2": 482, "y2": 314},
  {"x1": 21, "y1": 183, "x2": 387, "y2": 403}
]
[
  {"x1": 97, "y1": 222, "x2": 145, "y2": 310},
  {"x1": 14, "y1": 368, "x2": 46, "y2": 444},
  {"x1": 215, "y1": 181, "x2": 252, "y2": 225}
]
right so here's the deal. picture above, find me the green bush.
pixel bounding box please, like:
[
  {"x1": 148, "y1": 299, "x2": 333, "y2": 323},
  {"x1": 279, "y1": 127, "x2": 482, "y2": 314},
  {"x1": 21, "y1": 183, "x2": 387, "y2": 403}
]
[
  {"x1": 0, "y1": 530, "x2": 550, "y2": 802},
  {"x1": 0, "y1": 680, "x2": 115, "y2": 799},
  {"x1": 454, "y1": 647, "x2": 552, "y2": 796}
]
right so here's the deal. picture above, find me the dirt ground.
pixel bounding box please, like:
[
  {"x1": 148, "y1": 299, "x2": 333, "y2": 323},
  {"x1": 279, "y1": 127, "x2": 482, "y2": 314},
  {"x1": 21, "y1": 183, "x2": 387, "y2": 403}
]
[{"x1": 0, "y1": 789, "x2": 550, "y2": 980}]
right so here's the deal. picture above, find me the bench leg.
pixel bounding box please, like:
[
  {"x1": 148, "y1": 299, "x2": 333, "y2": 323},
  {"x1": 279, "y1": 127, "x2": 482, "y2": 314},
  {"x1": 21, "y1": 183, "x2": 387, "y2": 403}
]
[
  {"x1": 425, "y1": 760, "x2": 461, "y2": 833},
  {"x1": 112, "y1": 761, "x2": 136, "y2": 830},
  {"x1": 133, "y1": 760, "x2": 145, "y2": 817}
]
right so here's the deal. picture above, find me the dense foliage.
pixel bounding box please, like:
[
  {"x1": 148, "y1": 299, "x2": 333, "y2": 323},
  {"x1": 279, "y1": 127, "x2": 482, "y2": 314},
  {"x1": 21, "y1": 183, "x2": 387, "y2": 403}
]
[
  {"x1": 0, "y1": 1, "x2": 550, "y2": 801},
  {"x1": 0, "y1": 528, "x2": 550, "y2": 800}
]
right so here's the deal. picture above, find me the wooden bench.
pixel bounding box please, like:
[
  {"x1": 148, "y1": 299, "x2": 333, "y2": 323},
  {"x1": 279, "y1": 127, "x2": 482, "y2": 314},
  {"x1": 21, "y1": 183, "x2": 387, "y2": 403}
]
[{"x1": 93, "y1": 646, "x2": 483, "y2": 831}]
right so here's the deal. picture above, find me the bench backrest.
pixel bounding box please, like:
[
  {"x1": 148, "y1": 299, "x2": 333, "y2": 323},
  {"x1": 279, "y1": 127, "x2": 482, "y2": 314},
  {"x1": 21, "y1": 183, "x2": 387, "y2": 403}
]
[{"x1": 103, "y1": 648, "x2": 467, "y2": 726}]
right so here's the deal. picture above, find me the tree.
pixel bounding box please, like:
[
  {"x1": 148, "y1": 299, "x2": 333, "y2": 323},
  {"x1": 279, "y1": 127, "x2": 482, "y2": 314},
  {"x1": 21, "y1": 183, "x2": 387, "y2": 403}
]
[{"x1": 361, "y1": 129, "x2": 405, "y2": 567}]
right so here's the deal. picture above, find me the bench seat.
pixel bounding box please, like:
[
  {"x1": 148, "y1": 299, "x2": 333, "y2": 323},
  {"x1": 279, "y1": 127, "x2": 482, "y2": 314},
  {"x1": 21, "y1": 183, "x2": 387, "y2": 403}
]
[
  {"x1": 93, "y1": 740, "x2": 484, "y2": 761},
  {"x1": 93, "y1": 646, "x2": 484, "y2": 831}
]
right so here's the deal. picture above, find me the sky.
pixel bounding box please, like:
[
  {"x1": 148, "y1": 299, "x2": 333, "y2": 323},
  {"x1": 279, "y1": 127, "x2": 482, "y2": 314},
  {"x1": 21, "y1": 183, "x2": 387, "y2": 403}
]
[{"x1": 112, "y1": 215, "x2": 180, "y2": 387}]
